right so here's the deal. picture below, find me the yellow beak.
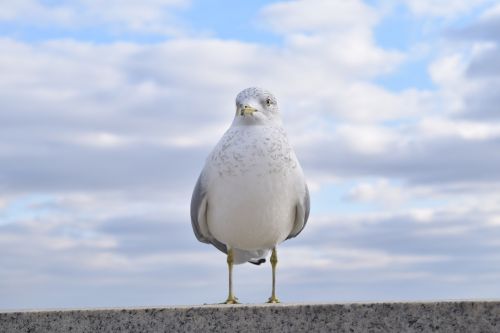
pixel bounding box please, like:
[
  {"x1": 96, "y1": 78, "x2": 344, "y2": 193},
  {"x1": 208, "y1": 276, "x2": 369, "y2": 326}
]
[{"x1": 240, "y1": 105, "x2": 258, "y2": 116}]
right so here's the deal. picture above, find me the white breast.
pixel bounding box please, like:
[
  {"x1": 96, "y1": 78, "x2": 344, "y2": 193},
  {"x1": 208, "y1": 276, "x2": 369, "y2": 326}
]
[{"x1": 205, "y1": 124, "x2": 304, "y2": 250}]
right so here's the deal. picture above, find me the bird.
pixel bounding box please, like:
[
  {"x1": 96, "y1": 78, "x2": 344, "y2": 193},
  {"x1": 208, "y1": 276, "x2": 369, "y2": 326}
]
[{"x1": 190, "y1": 87, "x2": 310, "y2": 304}]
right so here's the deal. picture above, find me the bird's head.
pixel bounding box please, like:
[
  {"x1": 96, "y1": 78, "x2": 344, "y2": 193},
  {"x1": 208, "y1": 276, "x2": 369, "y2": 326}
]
[{"x1": 233, "y1": 87, "x2": 281, "y2": 125}]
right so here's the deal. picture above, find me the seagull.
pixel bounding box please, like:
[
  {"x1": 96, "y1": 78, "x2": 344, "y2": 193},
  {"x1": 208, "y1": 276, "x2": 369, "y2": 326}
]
[{"x1": 190, "y1": 87, "x2": 310, "y2": 304}]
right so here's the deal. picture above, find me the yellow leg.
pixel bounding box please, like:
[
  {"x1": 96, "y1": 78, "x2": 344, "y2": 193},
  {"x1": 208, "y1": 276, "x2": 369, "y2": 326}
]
[
  {"x1": 267, "y1": 247, "x2": 280, "y2": 303},
  {"x1": 223, "y1": 248, "x2": 239, "y2": 304}
]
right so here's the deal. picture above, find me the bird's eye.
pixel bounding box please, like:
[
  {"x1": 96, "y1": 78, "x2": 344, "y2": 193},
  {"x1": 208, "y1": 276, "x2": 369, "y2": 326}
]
[{"x1": 265, "y1": 98, "x2": 272, "y2": 106}]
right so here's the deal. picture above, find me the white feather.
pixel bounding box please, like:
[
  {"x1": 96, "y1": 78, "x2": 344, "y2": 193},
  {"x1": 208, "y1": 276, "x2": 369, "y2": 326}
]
[{"x1": 204, "y1": 123, "x2": 305, "y2": 251}]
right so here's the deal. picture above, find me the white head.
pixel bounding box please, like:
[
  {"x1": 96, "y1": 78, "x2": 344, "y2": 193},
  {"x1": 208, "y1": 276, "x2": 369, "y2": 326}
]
[{"x1": 232, "y1": 87, "x2": 281, "y2": 126}]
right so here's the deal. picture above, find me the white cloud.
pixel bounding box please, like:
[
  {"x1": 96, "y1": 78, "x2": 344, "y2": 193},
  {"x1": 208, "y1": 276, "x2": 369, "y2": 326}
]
[
  {"x1": 280, "y1": 245, "x2": 448, "y2": 271},
  {"x1": 260, "y1": 0, "x2": 378, "y2": 34},
  {"x1": 414, "y1": 225, "x2": 473, "y2": 236},
  {"x1": 419, "y1": 117, "x2": 500, "y2": 140},
  {"x1": 347, "y1": 179, "x2": 407, "y2": 206},
  {"x1": 259, "y1": 0, "x2": 404, "y2": 81},
  {"x1": 330, "y1": 83, "x2": 425, "y2": 122},
  {"x1": 402, "y1": 0, "x2": 494, "y2": 18},
  {"x1": 1, "y1": 0, "x2": 500, "y2": 308},
  {"x1": 480, "y1": 2, "x2": 500, "y2": 19},
  {"x1": 409, "y1": 208, "x2": 435, "y2": 223},
  {"x1": 0, "y1": 0, "x2": 190, "y2": 36},
  {"x1": 0, "y1": 196, "x2": 8, "y2": 210},
  {"x1": 429, "y1": 54, "x2": 466, "y2": 87},
  {"x1": 335, "y1": 124, "x2": 399, "y2": 154},
  {"x1": 0, "y1": 0, "x2": 73, "y2": 23},
  {"x1": 73, "y1": 132, "x2": 131, "y2": 148}
]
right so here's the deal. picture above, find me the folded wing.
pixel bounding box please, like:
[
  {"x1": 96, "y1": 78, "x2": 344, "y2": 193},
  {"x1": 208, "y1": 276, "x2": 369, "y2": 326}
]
[{"x1": 287, "y1": 184, "x2": 310, "y2": 240}]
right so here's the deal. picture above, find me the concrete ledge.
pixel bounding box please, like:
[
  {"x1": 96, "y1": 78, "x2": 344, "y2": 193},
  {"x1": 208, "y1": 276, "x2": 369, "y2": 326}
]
[{"x1": 1, "y1": 301, "x2": 499, "y2": 332}]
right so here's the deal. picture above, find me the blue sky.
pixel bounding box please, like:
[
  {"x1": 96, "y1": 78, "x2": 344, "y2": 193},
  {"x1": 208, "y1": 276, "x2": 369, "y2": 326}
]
[{"x1": 1, "y1": 0, "x2": 500, "y2": 309}]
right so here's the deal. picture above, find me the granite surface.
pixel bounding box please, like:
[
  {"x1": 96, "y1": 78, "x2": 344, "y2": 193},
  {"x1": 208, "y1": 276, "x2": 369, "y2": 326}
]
[{"x1": 1, "y1": 301, "x2": 499, "y2": 332}]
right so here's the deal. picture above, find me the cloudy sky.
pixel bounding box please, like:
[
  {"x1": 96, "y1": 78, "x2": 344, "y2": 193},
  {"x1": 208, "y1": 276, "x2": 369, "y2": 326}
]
[{"x1": 1, "y1": 0, "x2": 500, "y2": 310}]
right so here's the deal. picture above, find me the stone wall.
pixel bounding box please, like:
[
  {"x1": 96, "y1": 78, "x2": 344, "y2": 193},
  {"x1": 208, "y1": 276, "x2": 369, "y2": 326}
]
[{"x1": 1, "y1": 301, "x2": 499, "y2": 332}]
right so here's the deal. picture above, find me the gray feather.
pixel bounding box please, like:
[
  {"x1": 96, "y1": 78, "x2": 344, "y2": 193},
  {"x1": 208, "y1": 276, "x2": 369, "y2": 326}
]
[
  {"x1": 287, "y1": 184, "x2": 310, "y2": 240},
  {"x1": 190, "y1": 173, "x2": 227, "y2": 254}
]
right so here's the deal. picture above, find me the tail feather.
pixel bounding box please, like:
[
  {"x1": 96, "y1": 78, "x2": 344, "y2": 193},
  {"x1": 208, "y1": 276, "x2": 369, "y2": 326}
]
[
  {"x1": 249, "y1": 258, "x2": 266, "y2": 265},
  {"x1": 232, "y1": 248, "x2": 269, "y2": 265}
]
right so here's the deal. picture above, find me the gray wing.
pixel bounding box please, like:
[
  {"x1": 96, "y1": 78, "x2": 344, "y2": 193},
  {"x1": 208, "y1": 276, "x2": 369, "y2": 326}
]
[
  {"x1": 190, "y1": 172, "x2": 227, "y2": 254},
  {"x1": 287, "y1": 184, "x2": 310, "y2": 240}
]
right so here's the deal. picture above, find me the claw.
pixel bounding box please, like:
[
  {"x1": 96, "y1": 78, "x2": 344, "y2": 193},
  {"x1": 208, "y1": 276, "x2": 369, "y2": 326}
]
[
  {"x1": 223, "y1": 296, "x2": 240, "y2": 304},
  {"x1": 267, "y1": 296, "x2": 280, "y2": 304}
]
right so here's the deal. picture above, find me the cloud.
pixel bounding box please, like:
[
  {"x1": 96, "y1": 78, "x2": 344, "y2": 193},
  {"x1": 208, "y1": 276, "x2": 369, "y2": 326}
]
[
  {"x1": 346, "y1": 179, "x2": 408, "y2": 207},
  {"x1": 279, "y1": 245, "x2": 449, "y2": 271},
  {"x1": 0, "y1": 211, "x2": 226, "y2": 308},
  {"x1": 0, "y1": 37, "x2": 268, "y2": 193},
  {"x1": 2, "y1": 0, "x2": 500, "y2": 309},
  {"x1": 418, "y1": 117, "x2": 500, "y2": 140},
  {"x1": 0, "y1": 2, "x2": 410, "y2": 194},
  {"x1": 335, "y1": 124, "x2": 399, "y2": 154},
  {"x1": 305, "y1": 133, "x2": 500, "y2": 184},
  {"x1": 0, "y1": 0, "x2": 72, "y2": 23},
  {"x1": 260, "y1": 0, "x2": 378, "y2": 34},
  {"x1": 452, "y1": 3, "x2": 500, "y2": 41},
  {"x1": 0, "y1": 0, "x2": 190, "y2": 36},
  {"x1": 2, "y1": 186, "x2": 499, "y2": 307},
  {"x1": 289, "y1": 2, "x2": 500, "y2": 188},
  {"x1": 432, "y1": 3, "x2": 500, "y2": 121},
  {"x1": 259, "y1": 0, "x2": 404, "y2": 80},
  {"x1": 401, "y1": 0, "x2": 494, "y2": 18}
]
